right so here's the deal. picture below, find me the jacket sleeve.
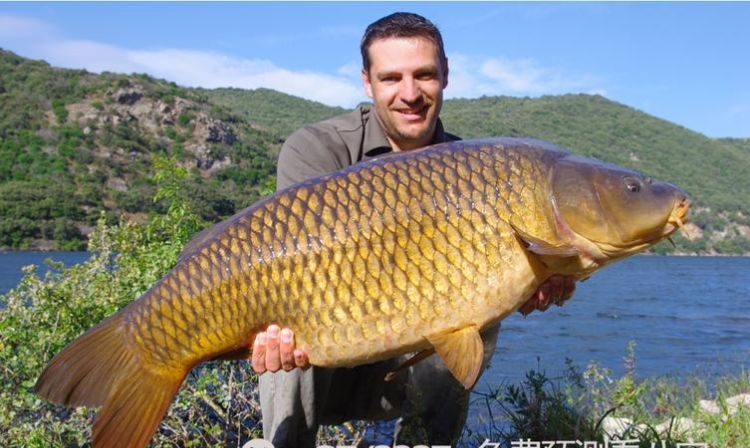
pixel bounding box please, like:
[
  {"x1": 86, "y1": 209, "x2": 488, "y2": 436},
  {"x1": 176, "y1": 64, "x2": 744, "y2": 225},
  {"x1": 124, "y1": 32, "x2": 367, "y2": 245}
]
[{"x1": 276, "y1": 125, "x2": 349, "y2": 192}]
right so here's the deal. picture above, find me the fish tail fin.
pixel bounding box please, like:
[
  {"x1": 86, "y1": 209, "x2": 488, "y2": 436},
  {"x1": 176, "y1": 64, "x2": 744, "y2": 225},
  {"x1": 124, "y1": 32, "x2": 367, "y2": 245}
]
[
  {"x1": 91, "y1": 366, "x2": 185, "y2": 448},
  {"x1": 34, "y1": 313, "x2": 187, "y2": 448}
]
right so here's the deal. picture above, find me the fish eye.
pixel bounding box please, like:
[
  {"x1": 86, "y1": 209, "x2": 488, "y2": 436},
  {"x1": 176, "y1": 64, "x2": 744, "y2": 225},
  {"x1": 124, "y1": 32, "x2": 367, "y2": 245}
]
[{"x1": 624, "y1": 177, "x2": 641, "y2": 193}]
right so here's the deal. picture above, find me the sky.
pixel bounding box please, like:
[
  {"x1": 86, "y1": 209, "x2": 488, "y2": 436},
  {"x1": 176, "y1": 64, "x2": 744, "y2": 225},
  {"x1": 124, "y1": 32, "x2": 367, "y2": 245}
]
[{"x1": 0, "y1": 2, "x2": 749, "y2": 138}]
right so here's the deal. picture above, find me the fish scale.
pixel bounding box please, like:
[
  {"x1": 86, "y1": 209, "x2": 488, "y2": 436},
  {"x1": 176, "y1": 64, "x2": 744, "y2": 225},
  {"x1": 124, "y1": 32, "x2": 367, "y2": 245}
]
[{"x1": 35, "y1": 137, "x2": 689, "y2": 448}]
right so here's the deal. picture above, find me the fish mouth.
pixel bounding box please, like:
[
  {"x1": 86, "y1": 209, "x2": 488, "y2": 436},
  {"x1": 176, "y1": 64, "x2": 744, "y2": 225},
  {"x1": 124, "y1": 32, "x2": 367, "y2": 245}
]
[
  {"x1": 590, "y1": 195, "x2": 692, "y2": 259},
  {"x1": 665, "y1": 196, "x2": 691, "y2": 236}
]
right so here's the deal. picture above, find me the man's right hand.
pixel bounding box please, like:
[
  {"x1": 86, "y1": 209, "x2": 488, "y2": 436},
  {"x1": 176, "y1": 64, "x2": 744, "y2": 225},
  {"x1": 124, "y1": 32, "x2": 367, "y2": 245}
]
[{"x1": 251, "y1": 324, "x2": 310, "y2": 374}]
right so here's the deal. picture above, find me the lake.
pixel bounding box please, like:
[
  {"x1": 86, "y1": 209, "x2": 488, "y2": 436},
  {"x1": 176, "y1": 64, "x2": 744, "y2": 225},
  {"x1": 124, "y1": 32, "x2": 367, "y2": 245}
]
[
  {"x1": 0, "y1": 251, "x2": 91, "y2": 296},
  {"x1": 477, "y1": 255, "x2": 750, "y2": 388}
]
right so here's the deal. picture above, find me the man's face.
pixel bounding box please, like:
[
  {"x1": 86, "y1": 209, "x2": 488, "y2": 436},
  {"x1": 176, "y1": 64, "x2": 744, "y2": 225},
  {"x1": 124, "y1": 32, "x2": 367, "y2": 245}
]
[{"x1": 362, "y1": 36, "x2": 448, "y2": 151}]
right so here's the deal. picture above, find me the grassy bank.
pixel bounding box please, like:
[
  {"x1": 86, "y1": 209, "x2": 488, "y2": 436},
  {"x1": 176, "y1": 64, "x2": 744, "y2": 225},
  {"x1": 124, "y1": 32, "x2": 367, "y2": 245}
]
[{"x1": 462, "y1": 351, "x2": 750, "y2": 447}]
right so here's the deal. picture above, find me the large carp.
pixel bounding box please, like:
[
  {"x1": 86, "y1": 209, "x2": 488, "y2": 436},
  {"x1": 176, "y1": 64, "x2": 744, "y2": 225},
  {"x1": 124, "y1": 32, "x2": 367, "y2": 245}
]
[{"x1": 35, "y1": 137, "x2": 689, "y2": 447}]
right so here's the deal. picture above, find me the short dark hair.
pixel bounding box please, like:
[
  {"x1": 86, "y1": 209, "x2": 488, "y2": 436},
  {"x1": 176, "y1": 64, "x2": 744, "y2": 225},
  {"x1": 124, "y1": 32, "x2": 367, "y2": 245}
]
[{"x1": 360, "y1": 12, "x2": 446, "y2": 73}]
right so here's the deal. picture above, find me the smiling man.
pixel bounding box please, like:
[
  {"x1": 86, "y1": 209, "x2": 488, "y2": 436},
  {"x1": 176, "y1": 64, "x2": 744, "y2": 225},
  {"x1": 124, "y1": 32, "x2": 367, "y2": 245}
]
[
  {"x1": 363, "y1": 32, "x2": 446, "y2": 151},
  {"x1": 253, "y1": 12, "x2": 575, "y2": 447}
]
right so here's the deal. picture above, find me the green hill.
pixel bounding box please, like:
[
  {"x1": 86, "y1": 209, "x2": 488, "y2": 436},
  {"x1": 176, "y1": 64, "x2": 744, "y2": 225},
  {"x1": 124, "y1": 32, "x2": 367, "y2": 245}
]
[
  {"x1": 0, "y1": 48, "x2": 748, "y2": 254},
  {"x1": 0, "y1": 49, "x2": 279, "y2": 250},
  {"x1": 199, "y1": 87, "x2": 346, "y2": 140},
  {"x1": 719, "y1": 137, "x2": 750, "y2": 153}
]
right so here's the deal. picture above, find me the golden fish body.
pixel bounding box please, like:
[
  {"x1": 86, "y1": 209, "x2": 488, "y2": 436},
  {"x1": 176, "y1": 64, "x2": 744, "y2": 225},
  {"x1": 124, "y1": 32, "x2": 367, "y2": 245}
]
[
  {"x1": 35, "y1": 137, "x2": 690, "y2": 448},
  {"x1": 132, "y1": 139, "x2": 551, "y2": 369}
]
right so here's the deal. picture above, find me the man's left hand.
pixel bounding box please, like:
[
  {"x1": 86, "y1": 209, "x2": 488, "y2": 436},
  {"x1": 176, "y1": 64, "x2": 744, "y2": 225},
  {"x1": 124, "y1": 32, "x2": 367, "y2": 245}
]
[{"x1": 518, "y1": 275, "x2": 576, "y2": 316}]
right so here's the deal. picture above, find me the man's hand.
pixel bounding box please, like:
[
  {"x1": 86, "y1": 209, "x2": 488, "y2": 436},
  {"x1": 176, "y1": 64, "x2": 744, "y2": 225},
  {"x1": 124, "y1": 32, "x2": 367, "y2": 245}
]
[
  {"x1": 251, "y1": 324, "x2": 310, "y2": 374},
  {"x1": 518, "y1": 275, "x2": 576, "y2": 316}
]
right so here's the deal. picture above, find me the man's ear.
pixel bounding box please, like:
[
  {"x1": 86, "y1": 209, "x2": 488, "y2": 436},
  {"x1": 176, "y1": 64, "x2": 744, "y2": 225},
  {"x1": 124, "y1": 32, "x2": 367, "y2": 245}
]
[
  {"x1": 442, "y1": 57, "x2": 449, "y2": 90},
  {"x1": 362, "y1": 68, "x2": 374, "y2": 99}
]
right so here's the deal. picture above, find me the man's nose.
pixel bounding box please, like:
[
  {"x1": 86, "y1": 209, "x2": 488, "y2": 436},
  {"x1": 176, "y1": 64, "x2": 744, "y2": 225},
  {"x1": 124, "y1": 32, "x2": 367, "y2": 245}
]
[{"x1": 399, "y1": 78, "x2": 421, "y2": 103}]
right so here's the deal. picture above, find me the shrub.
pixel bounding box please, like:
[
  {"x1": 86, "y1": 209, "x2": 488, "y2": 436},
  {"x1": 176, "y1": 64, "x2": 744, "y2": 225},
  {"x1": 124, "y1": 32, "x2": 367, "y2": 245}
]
[
  {"x1": 178, "y1": 113, "x2": 192, "y2": 127},
  {"x1": 51, "y1": 99, "x2": 68, "y2": 125}
]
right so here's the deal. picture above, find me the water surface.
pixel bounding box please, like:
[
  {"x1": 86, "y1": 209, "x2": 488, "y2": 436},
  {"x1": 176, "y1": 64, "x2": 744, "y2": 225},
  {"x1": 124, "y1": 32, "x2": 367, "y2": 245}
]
[
  {"x1": 479, "y1": 255, "x2": 750, "y2": 387},
  {"x1": 0, "y1": 251, "x2": 90, "y2": 296}
]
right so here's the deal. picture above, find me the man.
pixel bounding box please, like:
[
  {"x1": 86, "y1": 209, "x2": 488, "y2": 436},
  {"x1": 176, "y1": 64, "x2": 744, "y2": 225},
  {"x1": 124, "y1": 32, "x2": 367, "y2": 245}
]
[{"x1": 251, "y1": 12, "x2": 575, "y2": 447}]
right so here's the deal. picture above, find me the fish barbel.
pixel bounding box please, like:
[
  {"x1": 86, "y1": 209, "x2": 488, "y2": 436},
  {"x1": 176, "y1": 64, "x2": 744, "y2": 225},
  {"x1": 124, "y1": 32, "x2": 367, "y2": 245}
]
[{"x1": 35, "y1": 137, "x2": 690, "y2": 447}]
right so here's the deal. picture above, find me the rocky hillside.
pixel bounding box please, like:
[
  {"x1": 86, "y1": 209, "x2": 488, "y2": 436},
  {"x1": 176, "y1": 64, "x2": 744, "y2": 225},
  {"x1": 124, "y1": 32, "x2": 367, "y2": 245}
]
[
  {"x1": 0, "y1": 49, "x2": 279, "y2": 250},
  {"x1": 200, "y1": 87, "x2": 347, "y2": 140}
]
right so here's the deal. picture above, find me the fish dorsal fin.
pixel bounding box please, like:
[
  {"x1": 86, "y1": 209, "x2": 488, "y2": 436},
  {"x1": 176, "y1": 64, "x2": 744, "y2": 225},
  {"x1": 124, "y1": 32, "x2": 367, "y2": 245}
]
[
  {"x1": 426, "y1": 325, "x2": 483, "y2": 389},
  {"x1": 510, "y1": 222, "x2": 579, "y2": 257}
]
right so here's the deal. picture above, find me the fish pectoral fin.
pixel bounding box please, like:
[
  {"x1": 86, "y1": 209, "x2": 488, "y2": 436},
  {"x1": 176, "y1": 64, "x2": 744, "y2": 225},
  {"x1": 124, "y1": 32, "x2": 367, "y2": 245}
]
[
  {"x1": 426, "y1": 325, "x2": 484, "y2": 390},
  {"x1": 510, "y1": 222, "x2": 579, "y2": 257},
  {"x1": 384, "y1": 348, "x2": 436, "y2": 382}
]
